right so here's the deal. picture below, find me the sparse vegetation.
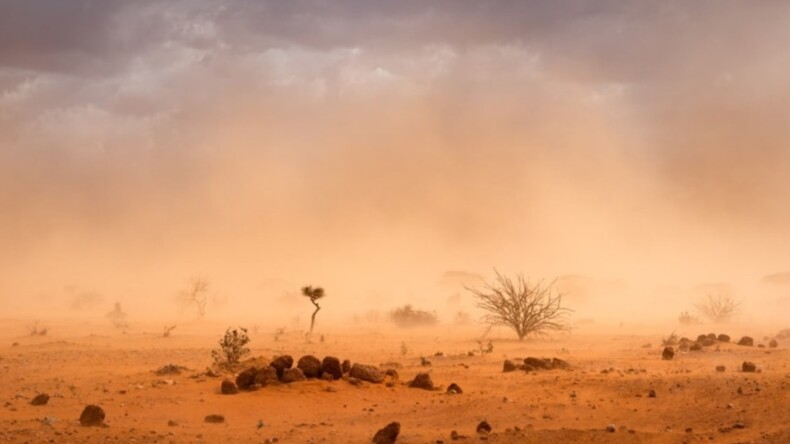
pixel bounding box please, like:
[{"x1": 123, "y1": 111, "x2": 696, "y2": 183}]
[
  {"x1": 389, "y1": 305, "x2": 438, "y2": 328},
  {"x1": 27, "y1": 321, "x2": 48, "y2": 336},
  {"x1": 180, "y1": 277, "x2": 210, "y2": 318},
  {"x1": 662, "y1": 331, "x2": 679, "y2": 346},
  {"x1": 162, "y1": 325, "x2": 176, "y2": 337},
  {"x1": 400, "y1": 341, "x2": 410, "y2": 357},
  {"x1": 454, "y1": 310, "x2": 471, "y2": 325},
  {"x1": 466, "y1": 270, "x2": 571, "y2": 341},
  {"x1": 301, "y1": 285, "x2": 325, "y2": 339},
  {"x1": 678, "y1": 311, "x2": 701, "y2": 325},
  {"x1": 211, "y1": 327, "x2": 251, "y2": 365},
  {"x1": 106, "y1": 302, "x2": 129, "y2": 328},
  {"x1": 695, "y1": 293, "x2": 741, "y2": 323},
  {"x1": 274, "y1": 327, "x2": 286, "y2": 341}
]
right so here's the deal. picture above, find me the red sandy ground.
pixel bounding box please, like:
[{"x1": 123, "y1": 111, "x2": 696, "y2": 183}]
[{"x1": 1, "y1": 320, "x2": 788, "y2": 443}]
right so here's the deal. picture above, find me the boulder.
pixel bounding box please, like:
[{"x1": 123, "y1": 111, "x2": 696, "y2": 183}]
[
  {"x1": 662, "y1": 347, "x2": 675, "y2": 360},
  {"x1": 270, "y1": 355, "x2": 294, "y2": 378},
  {"x1": 204, "y1": 414, "x2": 225, "y2": 424},
  {"x1": 297, "y1": 355, "x2": 322, "y2": 378},
  {"x1": 502, "y1": 360, "x2": 517, "y2": 372},
  {"x1": 342, "y1": 359, "x2": 351, "y2": 374},
  {"x1": 737, "y1": 336, "x2": 754, "y2": 347},
  {"x1": 220, "y1": 379, "x2": 238, "y2": 395},
  {"x1": 409, "y1": 373, "x2": 434, "y2": 390},
  {"x1": 717, "y1": 334, "x2": 730, "y2": 342},
  {"x1": 30, "y1": 393, "x2": 49, "y2": 406},
  {"x1": 321, "y1": 356, "x2": 343, "y2": 380},
  {"x1": 349, "y1": 364, "x2": 384, "y2": 383},
  {"x1": 769, "y1": 339, "x2": 778, "y2": 348},
  {"x1": 524, "y1": 357, "x2": 552, "y2": 370},
  {"x1": 79, "y1": 405, "x2": 105, "y2": 427},
  {"x1": 716, "y1": 365, "x2": 726, "y2": 372},
  {"x1": 476, "y1": 420, "x2": 492, "y2": 434},
  {"x1": 372, "y1": 421, "x2": 401, "y2": 444},
  {"x1": 447, "y1": 383, "x2": 463, "y2": 394},
  {"x1": 742, "y1": 361, "x2": 757, "y2": 372},
  {"x1": 254, "y1": 366, "x2": 279, "y2": 386},
  {"x1": 689, "y1": 342, "x2": 703, "y2": 351},
  {"x1": 235, "y1": 367, "x2": 258, "y2": 390},
  {"x1": 281, "y1": 367, "x2": 306, "y2": 383},
  {"x1": 551, "y1": 358, "x2": 571, "y2": 370}
]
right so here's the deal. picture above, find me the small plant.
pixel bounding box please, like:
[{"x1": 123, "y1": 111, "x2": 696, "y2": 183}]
[
  {"x1": 662, "y1": 331, "x2": 679, "y2": 346},
  {"x1": 695, "y1": 293, "x2": 741, "y2": 323},
  {"x1": 211, "y1": 327, "x2": 251, "y2": 365},
  {"x1": 678, "y1": 311, "x2": 700, "y2": 325},
  {"x1": 400, "y1": 341, "x2": 410, "y2": 357},
  {"x1": 274, "y1": 327, "x2": 286, "y2": 341},
  {"x1": 390, "y1": 305, "x2": 438, "y2": 328},
  {"x1": 466, "y1": 270, "x2": 571, "y2": 340},
  {"x1": 106, "y1": 302, "x2": 129, "y2": 328},
  {"x1": 28, "y1": 321, "x2": 48, "y2": 336},
  {"x1": 301, "y1": 285, "x2": 326, "y2": 339},
  {"x1": 163, "y1": 325, "x2": 177, "y2": 337}
]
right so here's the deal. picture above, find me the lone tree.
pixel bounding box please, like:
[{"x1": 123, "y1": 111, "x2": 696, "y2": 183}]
[
  {"x1": 180, "y1": 277, "x2": 210, "y2": 318},
  {"x1": 106, "y1": 302, "x2": 129, "y2": 328},
  {"x1": 695, "y1": 293, "x2": 741, "y2": 323},
  {"x1": 301, "y1": 285, "x2": 325, "y2": 338},
  {"x1": 466, "y1": 270, "x2": 570, "y2": 341}
]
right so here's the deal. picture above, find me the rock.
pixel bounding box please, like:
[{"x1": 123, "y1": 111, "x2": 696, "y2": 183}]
[
  {"x1": 204, "y1": 414, "x2": 225, "y2": 424},
  {"x1": 648, "y1": 389, "x2": 656, "y2": 398},
  {"x1": 769, "y1": 339, "x2": 778, "y2": 348},
  {"x1": 447, "y1": 383, "x2": 463, "y2": 394},
  {"x1": 662, "y1": 347, "x2": 675, "y2": 360},
  {"x1": 235, "y1": 367, "x2": 258, "y2": 390},
  {"x1": 167, "y1": 420, "x2": 178, "y2": 427},
  {"x1": 342, "y1": 359, "x2": 351, "y2": 374},
  {"x1": 79, "y1": 405, "x2": 105, "y2": 427},
  {"x1": 297, "y1": 355, "x2": 322, "y2": 378},
  {"x1": 220, "y1": 379, "x2": 238, "y2": 395},
  {"x1": 717, "y1": 334, "x2": 730, "y2": 342},
  {"x1": 737, "y1": 336, "x2": 754, "y2": 346},
  {"x1": 476, "y1": 420, "x2": 492, "y2": 434},
  {"x1": 502, "y1": 359, "x2": 516, "y2": 372},
  {"x1": 551, "y1": 358, "x2": 571, "y2": 370},
  {"x1": 450, "y1": 430, "x2": 465, "y2": 440},
  {"x1": 254, "y1": 366, "x2": 279, "y2": 386},
  {"x1": 348, "y1": 377, "x2": 362, "y2": 386},
  {"x1": 409, "y1": 373, "x2": 434, "y2": 390},
  {"x1": 524, "y1": 357, "x2": 552, "y2": 370},
  {"x1": 322, "y1": 372, "x2": 335, "y2": 381},
  {"x1": 350, "y1": 364, "x2": 384, "y2": 383},
  {"x1": 30, "y1": 393, "x2": 49, "y2": 406},
  {"x1": 606, "y1": 424, "x2": 617, "y2": 433},
  {"x1": 281, "y1": 367, "x2": 306, "y2": 383},
  {"x1": 742, "y1": 361, "x2": 757, "y2": 372},
  {"x1": 523, "y1": 364, "x2": 536, "y2": 372},
  {"x1": 689, "y1": 342, "x2": 703, "y2": 351},
  {"x1": 706, "y1": 333, "x2": 717, "y2": 340},
  {"x1": 270, "y1": 355, "x2": 294, "y2": 378},
  {"x1": 699, "y1": 337, "x2": 717, "y2": 347},
  {"x1": 716, "y1": 365, "x2": 726, "y2": 372},
  {"x1": 372, "y1": 421, "x2": 400, "y2": 444},
  {"x1": 321, "y1": 356, "x2": 343, "y2": 380},
  {"x1": 696, "y1": 334, "x2": 708, "y2": 343},
  {"x1": 385, "y1": 368, "x2": 399, "y2": 380}
]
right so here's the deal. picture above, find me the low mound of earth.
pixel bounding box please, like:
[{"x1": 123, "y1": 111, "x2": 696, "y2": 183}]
[{"x1": 0, "y1": 321, "x2": 788, "y2": 443}]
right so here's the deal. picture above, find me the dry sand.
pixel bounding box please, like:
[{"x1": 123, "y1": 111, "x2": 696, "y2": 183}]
[{"x1": 1, "y1": 319, "x2": 788, "y2": 443}]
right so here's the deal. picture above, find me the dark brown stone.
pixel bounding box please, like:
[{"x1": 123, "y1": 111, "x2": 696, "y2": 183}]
[
  {"x1": 447, "y1": 383, "x2": 463, "y2": 394},
  {"x1": 220, "y1": 379, "x2": 238, "y2": 394},
  {"x1": 204, "y1": 414, "x2": 225, "y2": 423},
  {"x1": 502, "y1": 360, "x2": 516, "y2": 372},
  {"x1": 409, "y1": 373, "x2": 433, "y2": 390},
  {"x1": 742, "y1": 361, "x2": 757, "y2": 372},
  {"x1": 235, "y1": 367, "x2": 258, "y2": 390},
  {"x1": 372, "y1": 421, "x2": 400, "y2": 444},
  {"x1": 281, "y1": 367, "x2": 306, "y2": 383},
  {"x1": 321, "y1": 356, "x2": 343, "y2": 380},
  {"x1": 737, "y1": 336, "x2": 754, "y2": 346},
  {"x1": 30, "y1": 393, "x2": 49, "y2": 406},
  {"x1": 297, "y1": 355, "x2": 322, "y2": 378},
  {"x1": 254, "y1": 366, "x2": 279, "y2": 386},
  {"x1": 79, "y1": 405, "x2": 105, "y2": 427},
  {"x1": 349, "y1": 364, "x2": 383, "y2": 383},
  {"x1": 270, "y1": 355, "x2": 294, "y2": 378},
  {"x1": 662, "y1": 347, "x2": 675, "y2": 360},
  {"x1": 476, "y1": 420, "x2": 492, "y2": 434},
  {"x1": 341, "y1": 359, "x2": 351, "y2": 374}
]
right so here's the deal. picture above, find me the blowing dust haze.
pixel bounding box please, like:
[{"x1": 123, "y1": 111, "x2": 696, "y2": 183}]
[{"x1": 1, "y1": 1, "x2": 789, "y2": 325}]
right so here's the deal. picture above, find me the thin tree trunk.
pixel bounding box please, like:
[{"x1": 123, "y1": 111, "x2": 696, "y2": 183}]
[{"x1": 309, "y1": 300, "x2": 321, "y2": 336}]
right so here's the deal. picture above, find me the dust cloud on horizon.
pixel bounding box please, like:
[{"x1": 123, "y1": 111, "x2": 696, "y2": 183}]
[{"x1": 1, "y1": 1, "x2": 789, "y2": 328}]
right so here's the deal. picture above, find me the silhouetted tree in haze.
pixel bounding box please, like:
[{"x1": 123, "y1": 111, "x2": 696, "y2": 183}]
[{"x1": 301, "y1": 285, "x2": 325, "y2": 339}]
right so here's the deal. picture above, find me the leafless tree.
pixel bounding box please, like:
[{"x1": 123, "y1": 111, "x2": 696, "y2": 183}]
[
  {"x1": 466, "y1": 270, "x2": 570, "y2": 341},
  {"x1": 301, "y1": 285, "x2": 325, "y2": 338},
  {"x1": 695, "y1": 293, "x2": 741, "y2": 323},
  {"x1": 162, "y1": 324, "x2": 177, "y2": 337},
  {"x1": 181, "y1": 277, "x2": 210, "y2": 318}
]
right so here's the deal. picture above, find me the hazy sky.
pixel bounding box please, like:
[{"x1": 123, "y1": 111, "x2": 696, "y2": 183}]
[{"x1": 1, "y1": 1, "x2": 789, "y2": 316}]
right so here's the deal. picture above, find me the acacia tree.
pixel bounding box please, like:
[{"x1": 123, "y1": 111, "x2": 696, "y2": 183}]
[
  {"x1": 181, "y1": 277, "x2": 210, "y2": 318},
  {"x1": 466, "y1": 270, "x2": 570, "y2": 341},
  {"x1": 301, "y1": 285, "x2": 325, "y2": 338},
  {"x1": 695, "y1": 293, "x2": 741, "y2": 323}
]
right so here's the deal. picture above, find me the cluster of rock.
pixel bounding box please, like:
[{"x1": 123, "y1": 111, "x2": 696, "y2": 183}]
[
  {"x1": 502, "y1": 357, "x2": 571, "y2": 373},
  {"x1": 220, "y1": 354, "x2": 407, "y2": 393},
  {"x1": 662, "y1": 333, "x2": 764, "y2": 359}
]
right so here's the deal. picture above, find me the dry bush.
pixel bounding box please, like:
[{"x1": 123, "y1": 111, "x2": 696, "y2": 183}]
[
  {"x1": 28, "y1": 321, "x2": 48, "y2": 336},
  {"x1": 106, "y1": 302, "x2": 129, "y2": 328},
  {"x1": 162, "y1": 325, "x2": 176, "y2": 337},
  {"x1": 389, "y1": 305, "x2": 438, "y2": 328},
  {"x1": 678, "y1": 311, "x2": 701, "y2": 325},
  {"x1": 695, "y1": 293, "x2": 741, "y2": 323},
  {"x1": 211, "y1": 327, "x2": 250, "y2": 365},
  {"x1": 180, "y1": 277, "x2": 210, "y2": 318},
  {"x1": 466, "y1": 270, "x2": 570, "y2": 341}
]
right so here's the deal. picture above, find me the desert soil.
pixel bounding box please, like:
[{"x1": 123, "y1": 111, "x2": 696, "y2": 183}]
[{"x1": 1, "y1": 320, "x2": 788, "y2": 443}]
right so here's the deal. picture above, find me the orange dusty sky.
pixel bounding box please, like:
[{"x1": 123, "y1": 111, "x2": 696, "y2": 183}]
[{"x1": 1, "y1": 1, "x2": 789, "y2": 322}]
